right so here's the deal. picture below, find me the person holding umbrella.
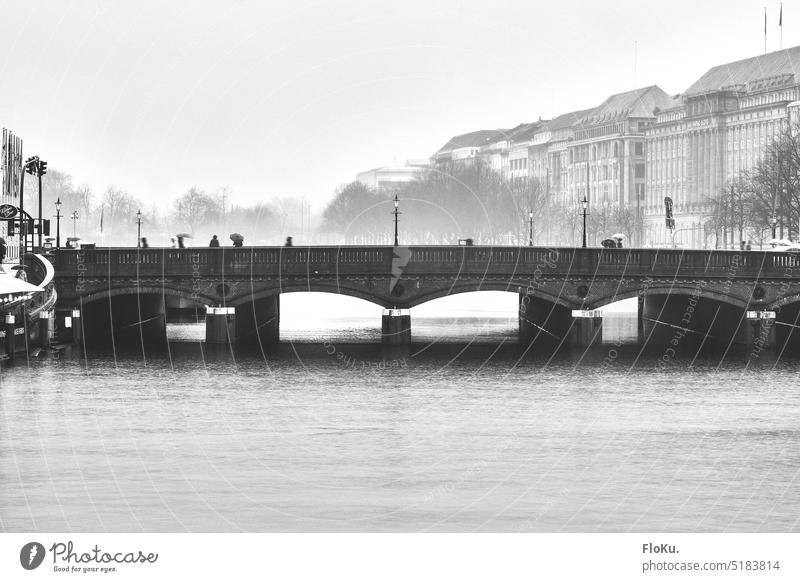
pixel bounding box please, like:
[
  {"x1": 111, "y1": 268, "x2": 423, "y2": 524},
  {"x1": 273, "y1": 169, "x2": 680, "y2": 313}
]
[
  {"x1": 176, "y1": 233, "x2": 192, "y2": 248},
  {"x1": 230, "y1": 233, "x2": 244, "y2": 247}
]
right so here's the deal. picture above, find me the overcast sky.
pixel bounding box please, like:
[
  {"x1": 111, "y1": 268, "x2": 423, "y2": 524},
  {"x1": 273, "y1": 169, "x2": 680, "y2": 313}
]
[{"x1": 0, "y1": 0, "x2": 795, "y2": 211}]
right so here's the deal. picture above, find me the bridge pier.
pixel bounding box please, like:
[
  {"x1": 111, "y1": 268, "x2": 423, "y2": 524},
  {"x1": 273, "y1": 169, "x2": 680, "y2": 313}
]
[
  {"x1": 205, "y1": 306, "x2": 236, "y2": 344},
  {"x1": 82, "y1": 295, "x2": 166, "y2": 347},
  {"x1": 570, "y1": 311, "x2": 603, "y2": 348},
  {"x1": 37, "y1": 310, "x2": 54, "y2": 348},
  {"x1": 55, "y1": 308, "x2": 82, "y2": 344},
  {"x1": 740, "y1": 310, "x2": 777, "y2": 356},
  {"x1": 518, "y1": 292, "x2": 573, "y2": 347},
  {"x1": 639, "y1": 293, "x2": 748, "y2": 352},
  {"x1": 382, "y1": 309, "x2": 411, "y2": 345},
  {"x1": 236, "y1": 296, "x2": 280, "y2": 346},
  {"x1": 3, "y1": 314, "x2": 17, "y2": 360}
]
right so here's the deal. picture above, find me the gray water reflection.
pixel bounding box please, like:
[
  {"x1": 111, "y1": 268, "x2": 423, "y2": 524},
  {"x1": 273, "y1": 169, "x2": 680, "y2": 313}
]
[{"x1": 0, "y1": 315, "x2": 798, "y2": 532}]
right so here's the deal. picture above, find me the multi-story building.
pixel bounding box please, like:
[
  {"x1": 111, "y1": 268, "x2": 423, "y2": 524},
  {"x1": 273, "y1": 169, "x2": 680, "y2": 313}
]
[
  {"x1": 565, "y1": 86, "x2": 674, "y2": 211},
  {"x1": 356, "y1": 160, "x2": 429, "y2": 191},
  {"x1": 430, "y1": 129, "x2": 510, "y2": 166},
  {"x1": 645, "y1": 45, "x2": 800, "y2": 247}
]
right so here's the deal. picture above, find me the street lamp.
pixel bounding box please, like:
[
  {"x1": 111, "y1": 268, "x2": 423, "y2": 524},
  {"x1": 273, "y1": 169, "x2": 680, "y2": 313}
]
[
  {"x1": 55, "y1": 197, "x2": 62, "y2": 249},
  {"x1": 136, "y1": 209, "x2": 142, "y2": 248},
  {"x1": 581, "y1": 195, "x2": 589, "y2": 248},
  {"x1": 771, "y1": 214, "x2": 778, "y2": 240},
  {"x1": 528, "y1": 209, "x2": 534, "y2": 246},
  {"x1": 71, "y1": 211, "x2": 79, "y2": 239},
  {"x1": 392, "y1": 193, "x2": 400, "y2": 246}
]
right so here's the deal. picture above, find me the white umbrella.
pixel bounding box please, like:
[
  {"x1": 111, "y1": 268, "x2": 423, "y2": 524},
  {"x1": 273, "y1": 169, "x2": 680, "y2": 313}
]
[
  {"x1": 768, "y1": 238, "x2": 792, "y2": 246},
  {"x1": 610, "y1": 233, "x2": 626, "y2": 239}
]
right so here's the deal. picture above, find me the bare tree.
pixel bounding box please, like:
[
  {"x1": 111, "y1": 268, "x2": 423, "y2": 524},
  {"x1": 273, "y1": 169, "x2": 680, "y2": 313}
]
[{"x1": 173, "y1": 187, "x2": 221, "y2": 236}]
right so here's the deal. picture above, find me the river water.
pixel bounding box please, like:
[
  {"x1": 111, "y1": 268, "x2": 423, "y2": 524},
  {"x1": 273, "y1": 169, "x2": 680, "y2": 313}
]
[{"x1": 1, "y1": 293, "x2": 798, "y2": 532}]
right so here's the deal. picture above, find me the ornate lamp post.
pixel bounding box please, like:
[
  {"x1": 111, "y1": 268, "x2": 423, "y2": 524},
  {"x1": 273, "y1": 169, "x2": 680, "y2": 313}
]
[
  {"x1": 71, "y1": 211, "x2": 79, "y2": 239},
  {"x1": 581, "y1": 195, "x2": 589, "y2": 248},
  {"x1": 528, "y1": 209, "x2": 533, "y2": 246},
  {"x1": 392, "y1": 193, "x2": 400, "y2": 246},
  {"x1": 771, "y1": 214, "x2": 778, "y2": 240},
  {"x1": 136, "y1": 209, "x2": 142, "y2": 248},
  {"x1": 55, "y1": 197, "x2": 62, "y2": 249}
]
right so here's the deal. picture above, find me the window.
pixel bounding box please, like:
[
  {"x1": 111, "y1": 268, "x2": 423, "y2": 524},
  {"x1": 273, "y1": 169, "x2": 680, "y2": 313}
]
[
  {"x1": 634, "y1": 142, "x2": 644, "y2": 156},
  {"x1": 635, "y1": 163, "x2": 645, "y2": 179}
]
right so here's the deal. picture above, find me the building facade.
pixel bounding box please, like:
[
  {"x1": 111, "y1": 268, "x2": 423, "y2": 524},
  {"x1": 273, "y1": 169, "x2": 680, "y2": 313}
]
[
  {"x1": 645, "y1": 45, "x2": 800, "y2": 247},
  {"x1": 356, "y1": 160, "x2": 429, "y2": 191}
]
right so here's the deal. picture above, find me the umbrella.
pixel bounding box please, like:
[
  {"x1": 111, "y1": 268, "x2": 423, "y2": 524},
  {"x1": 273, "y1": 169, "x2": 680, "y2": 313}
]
[
  {"x1": 610, "y1": 233, "x2": 626, "y2": 239},
  {"x1": 66, "y1": 236, "x2": 81, "y2": 241},
  {"x1": 176, "y1": 233, "x2": 192, "y2": 239},
  {"x1": 768, "y1": 238, "x2": 792, "y2": 246},
  {"x1": 9, "y1": 265, "x2": 26, "y2": 270},
  {"x1": 229, "y1": 233, "x2": 244, "y2": 242}
]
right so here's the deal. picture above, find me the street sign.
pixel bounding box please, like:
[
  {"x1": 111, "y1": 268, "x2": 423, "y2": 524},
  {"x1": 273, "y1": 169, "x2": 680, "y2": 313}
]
[{"x1": 0, "y1": 203, "x2": 18, "y2": 219}]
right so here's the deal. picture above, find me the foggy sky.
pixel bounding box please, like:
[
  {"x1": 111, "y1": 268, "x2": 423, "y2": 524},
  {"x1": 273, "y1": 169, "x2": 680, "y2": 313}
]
[{"x1": 0, "y1": 0, "x2": 793, "y2": 210}]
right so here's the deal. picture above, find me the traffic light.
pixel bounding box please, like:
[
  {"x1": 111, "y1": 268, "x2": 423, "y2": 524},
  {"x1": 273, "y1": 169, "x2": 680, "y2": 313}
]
[
  {"x1": 7, "y1": 220, "x2": 15, "y2": 236},
  {"x1": 24, "y1": 156, "x2": 39, "y2": 175},
  {"x1": 42, "y1": 219, "x2": 50, "y2": 236},
  {"x1": 38, "y1": 161, "x2": 47, "y2": 176}
]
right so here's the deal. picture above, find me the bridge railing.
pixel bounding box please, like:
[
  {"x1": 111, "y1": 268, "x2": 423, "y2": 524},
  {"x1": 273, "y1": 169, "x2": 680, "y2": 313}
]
[{"x1": 52, "y1": 245, "x2": 799, "y2": 279}]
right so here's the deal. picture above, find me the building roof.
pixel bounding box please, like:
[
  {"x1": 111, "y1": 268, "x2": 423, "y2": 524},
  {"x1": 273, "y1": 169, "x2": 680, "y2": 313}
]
[
  {"x1": 545, "y1": 108, "x2": 595, "y2": 131},
  {"x1": 685, "y1": 45, "x2": 800, "y2": 95},
  {"x1": 505, "y1": 120, "x2": 547, "y2": 142},
  {"x1": 578, "y1": 86, "x2": 674, "y2": 125},
  {"x1": 434, "y1": 129, "x2": 510, "y2": 156}
]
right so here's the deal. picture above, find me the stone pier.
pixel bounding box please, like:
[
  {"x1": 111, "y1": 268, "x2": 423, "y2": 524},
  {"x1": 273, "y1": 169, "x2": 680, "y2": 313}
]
[
  {"x1": 570, "y1": 310, "x2": 603, "y2": 347},
  {"x1": 518, "y1": 292, "x2": 572, "y2": 346},
  {"x1": 82, "y1": 295, "x2": 166, "y2": 347},
  {"x1": 205, "y1": 306, "x2": 236, "y2": 344},
  {"x1": 382, "y1": 309, "x2": 411, "y2": 345},
  {"x1": 237, "y1": 296, "x2": 280, "y2": 346}
]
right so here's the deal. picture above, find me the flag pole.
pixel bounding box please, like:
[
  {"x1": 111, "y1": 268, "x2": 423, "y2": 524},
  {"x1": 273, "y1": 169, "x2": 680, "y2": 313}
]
[
  {"x1": 765, "y1": 6, "x2": 768, "y2": 54},
  {"x1": 780, "y1": 3, "x2": 783, "y2": 49}
]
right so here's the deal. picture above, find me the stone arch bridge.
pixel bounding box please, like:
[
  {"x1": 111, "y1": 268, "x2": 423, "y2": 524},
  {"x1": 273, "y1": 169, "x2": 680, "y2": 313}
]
[{"x1": 52, "y1": 245, "x2": 800, "y2": 350}]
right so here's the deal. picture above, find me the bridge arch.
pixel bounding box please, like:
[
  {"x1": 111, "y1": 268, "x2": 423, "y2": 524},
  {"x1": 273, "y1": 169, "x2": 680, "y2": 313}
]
[
  {"x1": 586, "y1": 285, "x2": 751, "y2": 310},
  {"x1": 235, "y1": 283, "x2": 387, "y2": 308},
  {"x1": 405, "y1": 282, "x2": 578, "y2": 309},
  {"x1": 74, "y1": 285, "x2": 214, "y2": 308}
]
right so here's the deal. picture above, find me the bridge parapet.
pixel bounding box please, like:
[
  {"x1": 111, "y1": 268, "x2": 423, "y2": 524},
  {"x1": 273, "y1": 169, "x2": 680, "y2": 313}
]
[{"x1": 52, "y1": 245, "x2": 798, "y2": 279}]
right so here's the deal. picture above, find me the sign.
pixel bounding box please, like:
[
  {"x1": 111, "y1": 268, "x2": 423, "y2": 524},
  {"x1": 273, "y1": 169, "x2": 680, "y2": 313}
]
[
  {"x1": 571, "y1": 310, "x2": 603, "y2": 318},
  {"x1": 0, "y1": 203, "x2": 18, "y2": 219},
  {"x1": 664, "y1": 197, "x2": 675, "y2": 230},
  {"x1": 746, "y1": 311, "x2": 776, "y2": 320}
]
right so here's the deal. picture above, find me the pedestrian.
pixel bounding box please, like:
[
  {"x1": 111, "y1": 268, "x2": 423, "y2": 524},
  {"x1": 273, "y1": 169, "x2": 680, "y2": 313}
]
[
  {"x1": 746, "y1": 240, "x2": 752, "y2": 251},
  {"x1": 233, "y1": 238, "x2": 243, "y2": 248},
  {"x1": 284, "y1": 236, "x2": 293, "y2": 247},
  {"x1": 177, "y1": 236, "x2": 185, "y2": 249},
  {"x1": 0, "y1": 237, "x2": 6, "y2": 269},
  {"x1": 140, "y1": 237, "x2": 149, "y2": 248},
  {"x1": 209, "y1": 235, "x2": 220, "y2": 247}
]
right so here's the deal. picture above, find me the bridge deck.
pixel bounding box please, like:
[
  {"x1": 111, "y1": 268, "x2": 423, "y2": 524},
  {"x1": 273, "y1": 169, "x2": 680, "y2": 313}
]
[{"x1": 52, "y1": 245, "x2": 797, "y2": 279}]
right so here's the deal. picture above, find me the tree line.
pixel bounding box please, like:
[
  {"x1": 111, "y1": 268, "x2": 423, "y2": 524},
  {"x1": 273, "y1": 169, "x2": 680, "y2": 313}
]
[
  {"x1": 319, "y1": 159, "x2": 642, "y2": 246},
  {"x1": 707, "y1": 122, "x2": 800, "y2": 247},
  {"x1": 21, "y1": 172, "x2": 309, "y2": 247}
]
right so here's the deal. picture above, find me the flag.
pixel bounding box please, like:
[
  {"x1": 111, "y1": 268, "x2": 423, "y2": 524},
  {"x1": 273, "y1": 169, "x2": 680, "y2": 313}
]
[
  {"x1": 780, "y1": 3, "x2": 783, "y2": 26},
  {"x1": 100, "y1": 206, "x2": 103, "y2": 233},
  {"x1": 765, "y1": 8, "x2": 767, "y2": 34}
]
